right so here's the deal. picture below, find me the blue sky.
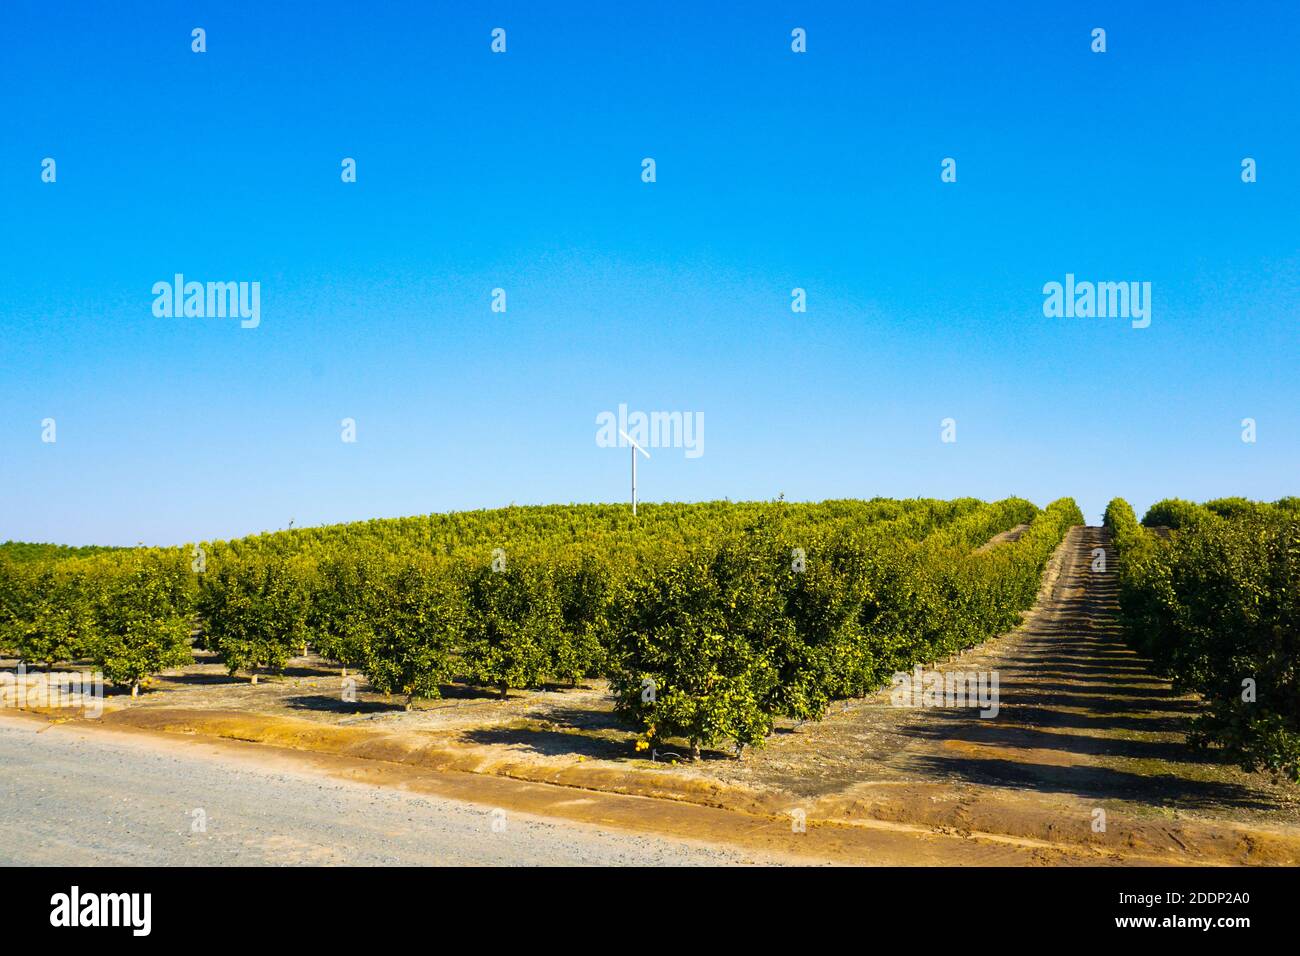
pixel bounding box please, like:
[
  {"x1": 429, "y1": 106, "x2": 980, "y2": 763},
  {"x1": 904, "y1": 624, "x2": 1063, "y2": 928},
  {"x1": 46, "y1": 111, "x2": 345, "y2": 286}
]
[{"x1": 2, "y1": 1, "x2": 1297, "y2": 545}]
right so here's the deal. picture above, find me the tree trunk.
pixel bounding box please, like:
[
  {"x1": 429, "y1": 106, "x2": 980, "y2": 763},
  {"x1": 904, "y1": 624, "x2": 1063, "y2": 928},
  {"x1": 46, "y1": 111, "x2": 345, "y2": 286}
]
[
  {"x1": 250, "y1": 671, "x2": 258, "y2": 685},
  {"x1": 130, "y1": 680, "x2": 140, "y2": 699},
  {"x1": 405, "y1": 693, "x2": 415, "y2": 712},
  {"x1": 691, "y1": 740, "x2": 701, "y2": 762},
  {"x1": 499, "y1": 684, "x2": 508, "y2": 700},
  {"x1": 341, "y1": 667, "x2": 348, "y2": 678}
]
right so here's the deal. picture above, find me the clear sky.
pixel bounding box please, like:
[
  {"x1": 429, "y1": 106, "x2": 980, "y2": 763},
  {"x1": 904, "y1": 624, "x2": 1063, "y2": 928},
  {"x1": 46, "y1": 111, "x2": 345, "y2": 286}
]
[{"x1": 2, "y1": 1, "x2": 1297, "y2": 546}]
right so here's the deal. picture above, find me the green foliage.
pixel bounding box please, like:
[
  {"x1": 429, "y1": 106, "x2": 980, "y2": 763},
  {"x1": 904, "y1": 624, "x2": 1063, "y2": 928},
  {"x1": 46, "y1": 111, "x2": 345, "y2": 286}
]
[
  {"x1": 190, "y1": 499, "x2": 960, "y2": 706},
  {"x1": 198, "y1": 556, "x2": 308, "y2": 681},
  {"x1": 4, "y1": 563, "x2": 97, "y2": 667},
  {"x1": 461, "y1": 562, "x2": 562, "y2": 695},
  {"x1": 0, "y1": 558, "x2": 29, "y2": 657},
  {"x1": 89, "y1": 552, "x2": 194, "y2": 693},
  {"x1": 858, "y1": 498, "x2": 1081, "y2": 683},
  {"x1": 1108, "y1": 496, "x2": 1300, "y2": 781},
  {"x1": 0, "y1": 541, "x2": 122, "y2": 563},
  {"x1": 4, "y1": 497, "x2": 1082, "y2": 756},
  {"x1": 1141, "y1": 498, "x2": 1213, "y2": 530},
  {"x1": 924, "y1": 497, "x2": 1039, "y2": 551},
  {"x1": 0, "y1": 549, "x2": 194, "y2": 693},
  {"x1": 306, "y1": 548, "x2": 388, "y2": 669},
  {"x1": 606, "y1": 497, "x2": 1081, "y2": 756},
  {"x1": 1202, "y1": 497, "x2": 1267, "y2": 520},
  {"x1": 551, "y1": 555, "x2": 610, "y2": 684},
  {"x1": 355, "y1": 556, "x2": 464, "y2": 706},
  {"x1": 608, "y1": 540, "x2": 784, "y2": 757}
]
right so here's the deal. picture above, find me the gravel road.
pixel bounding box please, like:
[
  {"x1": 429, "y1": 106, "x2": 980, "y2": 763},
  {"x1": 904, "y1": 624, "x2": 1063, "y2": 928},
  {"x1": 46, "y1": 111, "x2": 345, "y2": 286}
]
[{"x1": 0, "y1": 718, "x2": 774, "y2": 866}]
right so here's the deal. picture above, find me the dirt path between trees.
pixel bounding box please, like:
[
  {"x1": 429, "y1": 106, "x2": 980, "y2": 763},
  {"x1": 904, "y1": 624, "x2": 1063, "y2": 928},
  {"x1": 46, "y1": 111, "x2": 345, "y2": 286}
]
[
  {"x1": 769, "y1": 526, "x2": 1300, "y2": 863},
  {"x1": 11, "y1": 527, "x2": 1300, "y2": 865}
]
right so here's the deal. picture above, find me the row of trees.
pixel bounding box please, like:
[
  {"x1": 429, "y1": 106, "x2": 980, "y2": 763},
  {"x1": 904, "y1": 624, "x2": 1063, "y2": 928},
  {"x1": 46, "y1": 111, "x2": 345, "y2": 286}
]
[
  {"x1": 1, "y1": 497, "x2": 1079, "y2": 756},
  {"x1": 1105, "y1": 497, "x2": 1300, "y2": 780},
  {"x1": 0, "y1": 551, "x2": 193, "y2": 696},
  {"x1": 607, "y1": 498, "x2": 1079, "y2": 757},
  {"x1": 4, "y1": 499, "x2": 956, "y2": 699}
]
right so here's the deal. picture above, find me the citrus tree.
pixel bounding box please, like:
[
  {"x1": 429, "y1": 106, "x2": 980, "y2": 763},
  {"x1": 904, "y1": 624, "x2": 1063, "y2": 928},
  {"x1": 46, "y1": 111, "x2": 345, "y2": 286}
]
[
  {"x1": 461, "y1": 561, "x2": 561, "y2": 697},
  {"x1": 358, "y1": 557, "x2": 464, "y2": 709},
  {"x1": 198, "y1": 555, "x2": 308, "y2": 683},
  {"x1": 8, "y1": 563, "x2": 96, "y2": 668},
  {"x1": 608, "y1": 538, "x2": 781, "y2": 760},
  {"x1": 89, "y1": 552, "x2": 194, "y2": 696}
]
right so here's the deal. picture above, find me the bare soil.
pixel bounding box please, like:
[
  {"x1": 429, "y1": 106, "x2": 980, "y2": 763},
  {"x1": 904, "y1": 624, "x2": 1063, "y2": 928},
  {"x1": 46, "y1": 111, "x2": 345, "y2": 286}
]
[{"x1": 974, "y1": 522, "x2": 1031, "y2": 552}]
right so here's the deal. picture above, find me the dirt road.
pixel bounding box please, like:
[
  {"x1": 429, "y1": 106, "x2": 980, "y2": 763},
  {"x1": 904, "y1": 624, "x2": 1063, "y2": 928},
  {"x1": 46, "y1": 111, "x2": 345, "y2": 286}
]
[{"x1": 0, "y1": 718, "x2": 781, "y2": 866}]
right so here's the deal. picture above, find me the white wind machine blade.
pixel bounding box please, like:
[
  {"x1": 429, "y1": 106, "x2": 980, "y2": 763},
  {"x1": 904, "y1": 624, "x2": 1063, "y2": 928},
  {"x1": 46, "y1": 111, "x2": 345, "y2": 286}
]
[{"x1": 619, "y1": 429, "x2": 650, "y2": 458}]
